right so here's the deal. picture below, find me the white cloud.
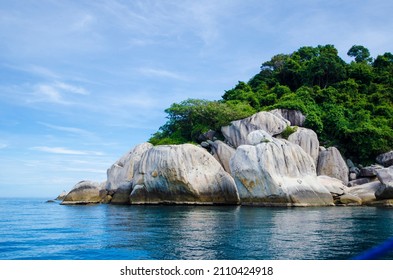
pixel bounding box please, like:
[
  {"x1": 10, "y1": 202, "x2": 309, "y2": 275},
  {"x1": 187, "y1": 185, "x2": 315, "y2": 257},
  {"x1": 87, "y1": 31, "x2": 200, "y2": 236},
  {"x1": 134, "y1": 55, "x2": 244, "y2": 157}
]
[
  {"x1": 31, "y1": 146, "x2": 104, "y2": 156},
  {"x1": 33, "y1": 84, "x2": 67, "y2": 104},
  {"x1": 37, "y1": 122, "x2": 95, "y2": 137},
  {"x1": 0, "y1": 143, "x2": 8, "y2": 149},
  {"x1": 138, "y1": 67, "x2": 187, "y2": 80},
  {"x1": 71, "y1": 14, "x2": 95, "y2": 31},
  {"x1": 30, "y1": 81, "x2": 89, "y2": 104},
  {"x1": 55, "y1": 82, "x2": 89, "y2": 95},
  {"x1": 27, "y1": 65, "x2": 61, "y2": 79}
]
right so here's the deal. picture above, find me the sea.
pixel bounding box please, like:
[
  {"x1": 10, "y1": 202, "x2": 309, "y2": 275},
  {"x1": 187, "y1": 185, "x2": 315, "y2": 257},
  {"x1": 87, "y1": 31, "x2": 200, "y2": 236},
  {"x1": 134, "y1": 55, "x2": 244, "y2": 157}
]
[{"x1": 1, "y1": 198, "x2": 393, "y2": 260}]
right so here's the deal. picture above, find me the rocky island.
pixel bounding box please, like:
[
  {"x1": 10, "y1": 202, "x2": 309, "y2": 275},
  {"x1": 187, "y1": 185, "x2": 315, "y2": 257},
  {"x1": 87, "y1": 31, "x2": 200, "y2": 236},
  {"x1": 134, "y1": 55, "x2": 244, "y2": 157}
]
[
  {"x1": 61, "y1": 45, "x2": 393, "y2": 207},
  {"x1": 60, "y1": 109, "x2": 393, "y2": 207}
]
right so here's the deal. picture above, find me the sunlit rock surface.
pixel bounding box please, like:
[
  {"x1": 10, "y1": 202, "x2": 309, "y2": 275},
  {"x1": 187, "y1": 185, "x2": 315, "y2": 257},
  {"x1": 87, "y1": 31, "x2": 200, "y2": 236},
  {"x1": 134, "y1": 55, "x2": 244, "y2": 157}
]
[
  {"x1": 230, "y1": 137, "x2": 334, "y2": 206},
  {"x1": 130, "y1": 144, "x2": 240, "y2": 204}
]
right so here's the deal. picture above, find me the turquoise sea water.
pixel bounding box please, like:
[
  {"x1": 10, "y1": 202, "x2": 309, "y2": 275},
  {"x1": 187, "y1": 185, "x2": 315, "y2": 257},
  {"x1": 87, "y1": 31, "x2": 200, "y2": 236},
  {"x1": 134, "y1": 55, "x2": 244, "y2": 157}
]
[{"x1": 0, "y1": 198, "x2": 392, "y2": 260}]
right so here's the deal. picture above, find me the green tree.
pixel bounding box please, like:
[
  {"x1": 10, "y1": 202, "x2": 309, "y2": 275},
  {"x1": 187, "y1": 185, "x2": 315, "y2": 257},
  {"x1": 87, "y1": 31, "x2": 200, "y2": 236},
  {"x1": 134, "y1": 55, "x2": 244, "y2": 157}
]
[
  {"x1": 149, "y1": 99, "x2": 255, "y2": 145},
  {"x1": 304, "y1": 45, "x2": 347, "y2": 88},
  {"x1": 347, "y1": 45, "x2": 372, "y2": 63}
]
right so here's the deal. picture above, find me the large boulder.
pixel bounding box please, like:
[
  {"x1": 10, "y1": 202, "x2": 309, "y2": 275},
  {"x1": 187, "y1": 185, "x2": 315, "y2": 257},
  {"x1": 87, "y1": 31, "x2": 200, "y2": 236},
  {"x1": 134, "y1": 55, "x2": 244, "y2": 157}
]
[
  {"x1": 317, "y1": 175, "x2": 348, "y2": 197},
  {"x1": 106, "y1": 142, "x2": 153, "y2": 204},
  {"x1": 339, "y1": 194, "x2": 362, "y2": 205},
  {"x1": 269, "y1": 109, "x2": 306, "y2": 126},
  {"x1": 376, "y1": 150, "x2": 393, "y2": 167},
  {"x1": 229, "y1": 137, "x2": 334, "y2": 206},
  {"x1": 287, "y1": 127, "x2": 320, "y2": 165},
  {"x1": 209, "y1": 140, "x2": 236, "y2": 174},
  {"x1": 130, "y1": 144, "x2": 240, "y2": 204},
  {"x1": 347, "y1": 181, "x2": 382, "y2": 204},
  {"x1": 221, "y1": 111, "x2": 290, "y2": 148},
  {"x1": 317, "y1": 147, "x2": 349, "y2": 185},
  {"x1": 375, "y1": 166, "x2": 393, "y2": 200},
  {"x1": 348, "y1": 181, "x2": 383, "y2": 204},
  {"x1": 61, "y1": 181, "x2": 108, "y2": 205}
]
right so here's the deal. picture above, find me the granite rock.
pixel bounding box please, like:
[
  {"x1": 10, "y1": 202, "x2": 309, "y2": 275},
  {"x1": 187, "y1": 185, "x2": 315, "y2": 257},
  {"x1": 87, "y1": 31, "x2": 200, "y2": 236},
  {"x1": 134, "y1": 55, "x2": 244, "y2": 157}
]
[
  {"x1": 61, "y1": 181, "x2": 107, "y2": 205},
  {"x1": 221, "y1": 111, "x2": 290, "y2": 148},
  {"x1": 130, "y1": 144, "x2": 240, "y2": 204},
  {"x1": 317, "y1": 147, "x2": 349, "y2": 185},
  {"x1": 230, "y1": 138, "x2": 334, "y2": 206}
]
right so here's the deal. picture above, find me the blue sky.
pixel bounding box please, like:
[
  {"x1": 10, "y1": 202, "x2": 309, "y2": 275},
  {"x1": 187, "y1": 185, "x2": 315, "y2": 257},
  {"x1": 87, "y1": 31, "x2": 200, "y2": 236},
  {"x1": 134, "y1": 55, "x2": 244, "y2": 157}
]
[{"x1": 1, "y1": 0, "x2": 392, "y2": 197}]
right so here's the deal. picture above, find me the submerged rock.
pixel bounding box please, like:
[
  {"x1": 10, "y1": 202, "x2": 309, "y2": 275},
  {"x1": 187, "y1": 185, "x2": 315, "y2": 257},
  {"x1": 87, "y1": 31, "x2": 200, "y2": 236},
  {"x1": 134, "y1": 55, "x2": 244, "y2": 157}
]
[
  {"x1": 230, "y1": 137, "x2": 334, "y2": 206},
  {"x1": 61, "y1": 181, "x2": 107, "y2": 205},
  {"x1": 221, "y1": 111, "x2": 290, "y2": 148},
  {"x1": 130, "y1": 144, "x2": 239, "y2": 205}
]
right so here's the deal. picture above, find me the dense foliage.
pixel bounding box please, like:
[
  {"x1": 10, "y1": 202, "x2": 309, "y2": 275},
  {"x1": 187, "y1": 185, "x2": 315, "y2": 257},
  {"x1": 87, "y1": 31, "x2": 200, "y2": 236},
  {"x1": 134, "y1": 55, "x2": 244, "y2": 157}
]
[{"x1": 149, "y1": 45, "x2": 393, "y2": 164}]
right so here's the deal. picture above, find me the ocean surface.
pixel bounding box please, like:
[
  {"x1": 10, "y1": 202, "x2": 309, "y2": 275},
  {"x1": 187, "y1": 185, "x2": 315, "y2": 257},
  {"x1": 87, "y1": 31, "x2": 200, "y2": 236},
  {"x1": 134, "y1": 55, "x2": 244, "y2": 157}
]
[{"x1": 1, "y1": 198, "x2": 393, "y2": 260}]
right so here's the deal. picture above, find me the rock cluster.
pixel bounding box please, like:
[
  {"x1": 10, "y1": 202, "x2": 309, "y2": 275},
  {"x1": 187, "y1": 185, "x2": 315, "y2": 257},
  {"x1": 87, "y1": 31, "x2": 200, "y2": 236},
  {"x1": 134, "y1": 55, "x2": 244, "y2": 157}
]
[
  {"x1": 230, "y1": 137, "x2": 333, "y2": 206},
  {"x1": 59, "y1": 109, "x2": 393, "y2": 207}
]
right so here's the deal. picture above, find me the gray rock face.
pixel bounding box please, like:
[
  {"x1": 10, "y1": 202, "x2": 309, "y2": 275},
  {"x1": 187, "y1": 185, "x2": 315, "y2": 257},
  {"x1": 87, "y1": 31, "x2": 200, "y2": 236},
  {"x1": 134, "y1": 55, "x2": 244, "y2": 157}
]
[
  {"x1": 130, "y1": 144, "x2": 240, "y2": 204},
  {"x1": 197, "y1": 129, "x2": 217, "y2": 142},
  {"x1": 317, "y1": 147, "x2": 349, "y2": 185},
  {"x1": 61, "y1": 181, "x2": 107, "y2": 205},
  {"x1": 106, "y1": 142, "x2": 153, "y2": 190},
  {"x1": 348, "y1": 178, "x2": 371, "y2": 187},
  {"x1": 287, "y1": 127, "x2": 319, "y2": 165},
  {"x1": 230, "y1": 138, "x2": 334, "y2": 206},
  {"x1": 269, "y1": 109, "x2": 306, "y2": 126},
  {"x1": 347, "y1": 181, "x2": 382, "y2": 204},
  {"x1": 210, "y1": 140, "x2": 236, "y2": 174},
  {"x1": 317, "y1": 175, "x2": 348, "y2": 197},
  {"x1": 339, "y1": 194, "x2": 362, "y2": 205},
  {"x1": 55, "y1": 190, "x2": 68, "y2": 201},
  {"x1": 106, "y1": 142, "x2": 153, "y2": 204},
  {"x1": 221, "y1": 111, "x2": 290, "y2": 148},
  {"x1": 246, "y1": 130, "x2": 274, "y2": 145},
  {"x1": 360, "y1": 165, "x2": 383, "y2": 177},
  {"x1": 376, "y1": 150, "x2": 393, "y2": 167},
  {"x1": 375, "y1": 166, "x2": 393, "y2": 200}
]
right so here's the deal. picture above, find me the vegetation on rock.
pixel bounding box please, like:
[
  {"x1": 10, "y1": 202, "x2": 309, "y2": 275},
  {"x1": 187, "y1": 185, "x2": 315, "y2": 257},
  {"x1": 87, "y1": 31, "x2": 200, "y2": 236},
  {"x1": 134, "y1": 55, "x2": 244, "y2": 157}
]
[{"x1": 149, "y1": 45, "x2": 393, "y2": 164}]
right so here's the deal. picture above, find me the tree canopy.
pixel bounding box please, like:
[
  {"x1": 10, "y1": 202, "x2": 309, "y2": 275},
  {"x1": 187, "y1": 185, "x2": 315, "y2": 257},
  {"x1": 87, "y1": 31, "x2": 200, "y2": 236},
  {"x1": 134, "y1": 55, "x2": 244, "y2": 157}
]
[{"x1": 149, "y1": 45, "x2": 393, "y2": 164}]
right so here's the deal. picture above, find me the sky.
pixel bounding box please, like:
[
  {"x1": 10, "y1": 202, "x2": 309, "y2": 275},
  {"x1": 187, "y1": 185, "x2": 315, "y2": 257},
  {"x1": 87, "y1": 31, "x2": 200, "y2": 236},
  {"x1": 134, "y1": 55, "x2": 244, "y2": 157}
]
[{"x1": 0, "y1": 0, "x2": 392, "y2": 197}]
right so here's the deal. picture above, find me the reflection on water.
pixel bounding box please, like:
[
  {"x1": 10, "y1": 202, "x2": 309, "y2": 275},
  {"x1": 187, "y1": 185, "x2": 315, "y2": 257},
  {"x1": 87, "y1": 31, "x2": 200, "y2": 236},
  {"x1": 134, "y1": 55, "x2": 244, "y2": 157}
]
[{"x1": 1, "y1": 198, "x2": 393, "y2": 260}]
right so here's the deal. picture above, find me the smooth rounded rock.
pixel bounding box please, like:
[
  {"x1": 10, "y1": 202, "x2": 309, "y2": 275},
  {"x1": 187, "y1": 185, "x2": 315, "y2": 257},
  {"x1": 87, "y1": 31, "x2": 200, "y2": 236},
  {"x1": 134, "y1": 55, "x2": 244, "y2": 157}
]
[
  {"x1": 61, "y1": 181, "x2": 107, "y2": 205},
  {"x1": 230, "y1": 138, "x2": 334, "y2": 206},
  {"x1": 317, "y1": 147, "x2": 349, "y2": 185},
  {"x1": 288, "y1": 127, "x2": 319, "y2": 165},
  {"x1": 221, "y1": 111, "x2": 290, "y2": 148},
  {"x1": 106, "y1": 142, "x2": 153, "y2": 204},
  {"x1": 130, "y1": 144, "x2": 240, "y2": 204},
  {"x1": 209, "y1": 140, "x2": 236, "y2": 174}
]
